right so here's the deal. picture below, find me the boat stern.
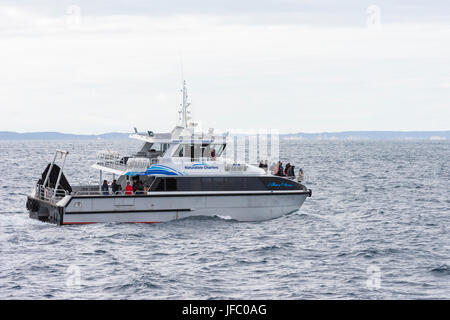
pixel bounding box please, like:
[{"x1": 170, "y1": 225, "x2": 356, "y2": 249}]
[{"x1": 26, "y1": 194, "x2": 66, "y2": 225}]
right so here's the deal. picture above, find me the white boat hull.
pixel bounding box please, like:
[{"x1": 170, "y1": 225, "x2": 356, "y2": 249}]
[{"x1": 28, "y1": 190, "x2": 311, "y2": 225}]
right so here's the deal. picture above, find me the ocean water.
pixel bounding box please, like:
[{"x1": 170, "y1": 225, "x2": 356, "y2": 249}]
[{"x1": 0, "y1": 140, "x2": 449, "y2": 299}]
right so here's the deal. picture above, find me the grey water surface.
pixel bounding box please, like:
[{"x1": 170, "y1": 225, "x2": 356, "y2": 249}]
[{"x1": 0, "y1": 140, "x2": 449, "y2": 299}]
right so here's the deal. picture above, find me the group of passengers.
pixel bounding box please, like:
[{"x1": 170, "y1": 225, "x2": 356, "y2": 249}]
[
  {"x1": 258, "y1": 160, "x2": 268, "y2": 169},
  {"x1": 273, "y1": 161, "x2": 295, "y2": 178},
  {"x1": 272, "y1": 161, "x2": 304, "y2": 182},
  {"x1": 131, "y1": 176, "x2": 149, "y2": 195},
  {"x1": 101, "y1": 179, "x2": 121, "y2": 195},
  {"x1": 101, "y1": 177, "x2": 150, "y2": 195}
]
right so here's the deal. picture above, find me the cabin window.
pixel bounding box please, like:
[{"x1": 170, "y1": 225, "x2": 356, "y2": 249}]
[
  {"x1": 173, "y1": 144, "x2": 185, "y2": 157},
  {"x1": 149, "y1": 143, "x2": 170, "y2": 153},
  {"x1": 197, "y1": 177, "x2": 262, "y2": 191},
  {"x1": 151, "y1": 178, "x2": 177, "y2": 191},
  {"x1": 166, "y1": 178, "x2": 177, "y2": 191},
  {"x1": 150, "y1": 176, "x2": 287, "y2": 192},
  {"x1": 154, "y1": 179, "x2": 165, "y2": 191},
  {"x1": 203, "y1": 144, "x2": 226, "y2": 157},
  {"x1": 172, "y1": 144, "x2": 202, "y2": 159},
  {"x1": 172, "y1": 143, "x2": 226, "y2": 158},
  {"x1": 177, "y1": 177, "x2": 202, "y2": 191}
]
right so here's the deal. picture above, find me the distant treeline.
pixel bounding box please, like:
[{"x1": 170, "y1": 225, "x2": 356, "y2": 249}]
[
  {"x1": 0, "y1": 132, "x2": 130, "y2": 140},
  {"x1": 281, "y1": 131, "x2": 449, "y2": 141}
]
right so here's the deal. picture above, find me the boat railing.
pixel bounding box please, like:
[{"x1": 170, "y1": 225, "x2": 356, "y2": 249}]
[
  {"x1": 70, "y1": 190, "x2": 149, "y2": 196},
  {"x1": 96, "y1": 150, "x2": 159, "y2": 171},
  {"x1": 96, "y1": 150, "x2": 126, "y2": 171},
  {"x1": 35, "y1": 184, "x2": 69, "y2": 203},
  {"x1": 36, "y1": 183, "x2": 156, "y2": 198}
]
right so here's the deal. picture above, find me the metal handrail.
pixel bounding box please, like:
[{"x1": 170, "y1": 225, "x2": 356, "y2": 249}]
[
  {"x1": 35, "y1": 184, "x2": 68, "y2": 203},
  {"x1": 35, "y1": 184, "x2": 152, "y2": 198},
  {"x1": 71, "y1": 190, "x2": 149, "y2": 196},
  {"x1": 96, "y1": 150, "x2": 126, "y2": 170}
]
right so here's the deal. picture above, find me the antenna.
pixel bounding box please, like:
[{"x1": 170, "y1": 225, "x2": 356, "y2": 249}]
[{"x1": 180, "y1": 80, "x2": 191, "y2": 128}]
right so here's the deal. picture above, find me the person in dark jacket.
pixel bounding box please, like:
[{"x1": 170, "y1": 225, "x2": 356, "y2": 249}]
[
  {"x1": 284, "y1": 163, "x2": 291, "y2": 176},
  {"x1": 287, "y1": 165, "x2": 295, "y2": 178},
  {"x1": 111, "y1": 180, "x2": 121, "y2": 194},
  {"x1": 132, "y1": 177, "x2": 139, "y2": 193},
  {"x1": 277, "y1": 162, "x2": 284, "y2": 176},
  {"x1": 135, "y1": 181, "x2": 145, "y2": 194},
  {"x1": 101, "y1": 180, "x2": 109, "y2": 195}
]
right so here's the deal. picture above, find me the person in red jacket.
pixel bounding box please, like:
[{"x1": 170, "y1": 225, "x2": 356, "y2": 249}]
[{"x1": 125, "y1": 181, "x2": 133, "y2": 195}]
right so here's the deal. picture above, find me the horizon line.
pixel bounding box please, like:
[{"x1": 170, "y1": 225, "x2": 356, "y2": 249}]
[{"x1": 1, "y1": 129, "x2": 450, "y2": 136}]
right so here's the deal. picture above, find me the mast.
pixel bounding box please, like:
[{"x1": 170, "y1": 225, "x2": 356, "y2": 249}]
[{"x1": 180, "y1": 80, "x2": 191, "y2": 128}]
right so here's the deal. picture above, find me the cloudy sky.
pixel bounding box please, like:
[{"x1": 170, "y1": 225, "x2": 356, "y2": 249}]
[{"x1": 0, "y1": 1, "x2": 449, "y2": 134}]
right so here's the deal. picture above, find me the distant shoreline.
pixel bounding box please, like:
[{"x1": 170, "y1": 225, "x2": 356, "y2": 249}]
[{"x1": 0, "y1": 131, "x2": 448, "y2": 141}]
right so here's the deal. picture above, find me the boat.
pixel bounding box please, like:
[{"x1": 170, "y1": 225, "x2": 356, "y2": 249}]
[{"x1": 26, "y1": 81, "x2": 311, "y2": 225}]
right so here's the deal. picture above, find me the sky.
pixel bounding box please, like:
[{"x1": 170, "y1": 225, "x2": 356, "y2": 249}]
[{"x1": 0, "y1": 1, "x2": 449, "y2": 134}]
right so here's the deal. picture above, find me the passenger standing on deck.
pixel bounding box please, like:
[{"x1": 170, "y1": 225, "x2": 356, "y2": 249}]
[
  {"x1": 272, "y1": 162, "x2": 278, "y2": 175},
  {"x1": 132, "y1": 177, "x2": 139, "y2": 193},
  {"x1": 298, "y1": 168, "x2": 304, "y2": 183},
  {"x1": 136, "y1": 181, "x2": 145, "y2": 194},
  {"x1": 125, "y1": 181, "x2": 133, "y2": 195},
  {"x1": 260, "y1": 160, "x2": 268, "y2": 173},
  {"x1": 284, "y1": 163, "x2": 291, "y2": 176},
  {"x1": 276, "y1": 162, "x2": 284, "y2": 176},
  {"x1": 101, "y1": 180, "x2": 109, "y2": 195},
  {"x1": 111, "y1": 179, "x2": 121, "y2": 194},
  {"x1": 210, "y1": 149, "x2": 216, "y2": 160},
  {"x1": 287, "y1": 165, "x2": 295, "y2": 178}
]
